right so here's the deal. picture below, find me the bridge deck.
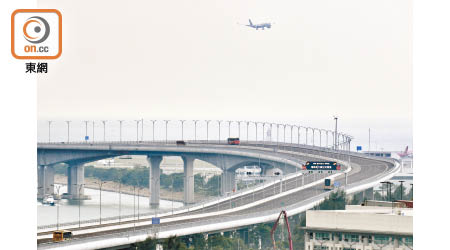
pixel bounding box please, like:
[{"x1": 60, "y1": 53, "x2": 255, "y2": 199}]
[{"x1": 36, "y1": 142, "x2": 397, "y2": 249}]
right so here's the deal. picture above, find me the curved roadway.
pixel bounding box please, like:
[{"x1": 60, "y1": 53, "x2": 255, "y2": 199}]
[{"x1": 37, "y1": 141, "x2": 398, "y2": 249}]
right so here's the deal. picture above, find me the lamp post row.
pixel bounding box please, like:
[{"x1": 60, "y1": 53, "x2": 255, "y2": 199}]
[{"x1": 44, "y1": 119, "x2": 352, "y2": 149}]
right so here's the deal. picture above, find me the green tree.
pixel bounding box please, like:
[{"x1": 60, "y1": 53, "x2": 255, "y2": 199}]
[
  {"x1": 208, "y1": 233, "x2": 234, "y2": 249},
  {"x1": 392, "y1": 184, "x2": 407, "y2": 200},
  {"x1": 204, "y1": 175, "x2": 221, "y2": 196},
  {"x1": 189, "y1": 233, "x2": 207, "y2": 249},
  {"x1": 316, "y1": 190, "x2": 347, "y2": 210},
  {"x1": 292, "y1": 213, "x2": 306, "y2": 249},
  {"x1": 135, "y1": 236, "x2": 158, "y2": 250},
  {"x1": 162, "y1": 235, "x2": 188, "y2": 250},
  {"x1": 253, "y1": 223, "x2": 273, "y2": 248}
]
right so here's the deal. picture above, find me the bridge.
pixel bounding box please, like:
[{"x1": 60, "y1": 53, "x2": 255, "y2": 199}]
[{"x1": 36, "y1": 120, "x2": 399, "y2": 249}]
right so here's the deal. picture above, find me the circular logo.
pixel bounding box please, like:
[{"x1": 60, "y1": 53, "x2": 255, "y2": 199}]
[{"x1": 23, "y1": 16, "x2": 50, "y2": 44}]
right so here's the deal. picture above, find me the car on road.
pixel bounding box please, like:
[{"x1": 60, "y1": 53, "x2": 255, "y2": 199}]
[
  {"x1": 227, "y1": 138, "x2": 240, "y2": 145},
  {"x1": 176, "y1": 140, "x2": 186, "y2": 146}
]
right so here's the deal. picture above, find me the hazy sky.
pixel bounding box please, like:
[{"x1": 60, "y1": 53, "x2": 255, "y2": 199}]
[{"x1": 37, "y1": 0, "x2": 412, "y2": 150}]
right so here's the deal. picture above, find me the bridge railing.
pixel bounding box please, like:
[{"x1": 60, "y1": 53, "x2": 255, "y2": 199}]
[
  {"x1": 37, "y1": 140, "x2": 398, "y2": 232},
  {"x1": 40, "y1": 155, "x2": 399, "y2": 247}
]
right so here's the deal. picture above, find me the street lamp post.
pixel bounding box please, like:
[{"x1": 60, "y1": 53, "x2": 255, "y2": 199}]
[
  {"x1": 141, "y1": 118, "x2": 144, "y2": 141},
  {"x1": 137, "y1": 183, "x2": 141, "y2": 221},
  {"x1": 83, "y1": 121, "x2": 89, "y2": 142},
  {"x1": 150, "y1": 120, "x2": 156, "y2": 142},
  {"x1": 65, "y1": 121, "x2": 71, "y2": 143},
  {"x1": 255, "y1": 122, "x2": 258, "y2": 142},
  {"x1": 227, "y1": 120, "x2": 232, "y2": 138},
  {"x1": 334, "y1": 116, "x2": 338, "y2": 150},
  {"x1": 51, "y1": 184, "x2": 61, "y2": 230},
  {"x1": 96, "y1": 181, "x2": 107, "y2": 224},
  {"x1": 180, "y1": 120, "x2": 186, "y2": 140},
  {"x1": 206, "y1": 120, "x2": 211, "y2": 141},
  {"x1": 171, "y1": 176, "x2": 174, "y2": 215},
  {"x1": 305, "y1": 127, "x2": 309, "y2": 145},
  {"x1": 74, "y1": 184, "x2": 84, "y2": 228},
  {"x1": 118, "y1": 179, "x2": 122, "y2": 222},
  {"x1": 262, "y1": 123, "x2": 266, "y2": 143},
  {"x1": 133, "y1": 185, "x2": 136, "y2": 230},
  {"x1": 118, "y1": 120, "x2": 124, "y2": 142},
  {"x1": 237, "y1": 121, "x2": 242, "y2": 139},
  {"x1": 297, "y1": 126, "x2": 301, "y2": 145},
  {"x1": 135, "y1": 120, "x2": 140, "y2": 142},
  {"x1": 277, "y1": 124, "x2": 280, "y2": 146},
  {"x1": 101, "y1": 120, "x2": 107, "y2": 142},
  {"x1": 311, "y1": 128, "x2": 315, "y2": 146},
  {"x1": 164, "y1": 120, "x2": 170, "y2": 143},
  {"x1": 92, "y1": 121, "x2": 95, "y2": 142},
  {"x1": 48, "y1": 121, "x2": 52, "y2": 142},
  {"x1": 290, "y1": 125, "x2": 294, "y2": 145},
  {"x1": 319, "y1": 129, "x2": 322, "y2": 147},
  {"x1": 246, "y1": 121, "x2": 250, "y2": 142},
  {"x1": 193, "y1": 120, "x2": 199, "y2": 141},
  {"x1": 270, "y1": 123, "x2": 274, "y2": 142},
  {"x1": 217, "y1": 120, "x2": 223, "y2": 142}
]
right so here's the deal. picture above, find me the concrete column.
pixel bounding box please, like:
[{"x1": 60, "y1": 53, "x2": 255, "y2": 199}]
[
  {"x1": 67, "y1": 163, "x2": 85, "y2": 199},
  {"x1": 44, "y1": 165, "x2": 55, "y2": 196},
  {"x1": 37, "y1": 165, "x2": 45, "y2": 199},
  {"x1": 363, "y1": 236, "x2": 369, "y2": 246},
  {"x1": 333, "y1": 234, "x2": 339, "y2": 244},
  {"x1": 305, "y1": 232, "x2": 310, "y2": 242},
  {"x1": 182, "y1": 156, "x2": 195, "y2": 204},
  {"x1": 221, "y1": 169, "x2": 236, "y2": 195},
  {"x1": 393, "y1": 237, "x2": 399, "y2": 248},
  {"x1": 148, "y1": 156, "x2": 163, "y2": 206}
]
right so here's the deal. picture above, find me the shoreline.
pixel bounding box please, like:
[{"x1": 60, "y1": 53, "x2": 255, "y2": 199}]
[{"x1": 54, "y1": 174, "x2": 211, "y2": 203}]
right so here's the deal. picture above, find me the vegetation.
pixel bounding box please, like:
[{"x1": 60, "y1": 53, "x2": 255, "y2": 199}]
[
  {"x1": 53, "y1": 164, "x2": 221, "y2": 196},
  {"x1": 373, "y1": 183, "x2": 413, "y2": 201},
  {"x1": 130, "y1": 191, "x2": 347, "y2": 250},
  {"x1": 314, "y1": 190, "x2": 347, "y2": 210}
]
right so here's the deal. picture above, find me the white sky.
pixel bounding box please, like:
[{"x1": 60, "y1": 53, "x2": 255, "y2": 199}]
[{"x1": 37, "y1": 0, "x2": 412, "y2": 150}]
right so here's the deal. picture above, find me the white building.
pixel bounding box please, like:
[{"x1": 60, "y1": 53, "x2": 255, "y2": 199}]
[{"x1": 304, "y1": 203, "x2": 413, "y2": 250}]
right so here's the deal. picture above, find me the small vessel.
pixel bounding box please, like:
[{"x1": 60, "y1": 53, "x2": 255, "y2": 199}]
[{"x1": 42, "y1": 195, "x2": 55, "y2": 206}]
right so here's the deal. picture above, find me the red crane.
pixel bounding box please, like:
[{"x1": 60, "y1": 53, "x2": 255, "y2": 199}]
[{"x1": 270, "y1": 210, "x2": 293, "y2": 250}]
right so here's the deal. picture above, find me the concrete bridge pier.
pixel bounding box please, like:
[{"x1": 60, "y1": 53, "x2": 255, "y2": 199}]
[
  {"x1": 37, "y1": 165, "x2": 45, "y2": 199},
  {"x1": 221, "y1": 170, "x2": 236, "y2": 195},
  {"x1": 182, "y1": 156, "x2": 195, "y2": 204},
  {"x1": 67, "y1": 163, "x2": 86, "y2": 199},
  {"x1": 148, "y1": 156, "x2": 163, "y2": 206},
  {"x1": 44, "y1": 165, "x2": 54, "y2": 196},
  {"x1": 37, "y1": 165, "x2": 54, "y2": 199}
]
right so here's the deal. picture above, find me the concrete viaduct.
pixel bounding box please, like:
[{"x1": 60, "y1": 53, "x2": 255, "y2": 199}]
[{"x1": 37, "y1": 141, "x2": 302, "y2": 205}]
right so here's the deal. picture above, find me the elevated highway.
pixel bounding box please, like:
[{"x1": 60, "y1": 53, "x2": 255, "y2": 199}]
[{"x1": 36, "y1": 141, "x2": 399, "y2": 249}]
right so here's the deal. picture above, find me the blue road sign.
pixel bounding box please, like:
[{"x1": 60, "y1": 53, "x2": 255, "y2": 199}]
[
  {"x1": 356, "y1": 146, "x2": 362, "y2": 151},
  {"x1": 152, "y1": 217, "x2": 160, "y2": 224},
  {"x1": 85, "y1": 136, "x2": 89, "y2": 141},
  {"x1": 334, "y1": 181, "x2": 340, "y2": 187}
]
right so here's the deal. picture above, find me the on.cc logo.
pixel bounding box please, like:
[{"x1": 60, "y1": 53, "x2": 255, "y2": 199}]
[{"x1": 23, "y1": 16, "x2": 50, "y2": 44}]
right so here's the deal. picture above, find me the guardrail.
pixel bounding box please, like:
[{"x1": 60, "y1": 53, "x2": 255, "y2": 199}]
[
  {"x1": 37, "y1": 141, "x2": 396, "y2": 231},
  {"x1": 37, "y1": 143, "x2": 399, "y2": 249}
]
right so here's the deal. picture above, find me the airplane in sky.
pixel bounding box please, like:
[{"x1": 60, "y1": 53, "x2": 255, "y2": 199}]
[
  {"x1": 245, "y1": 19, "x2": 273, "y2": 30},
  {"x1": 398, "y1": 146, "x2": 413, "y2": 158}
]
